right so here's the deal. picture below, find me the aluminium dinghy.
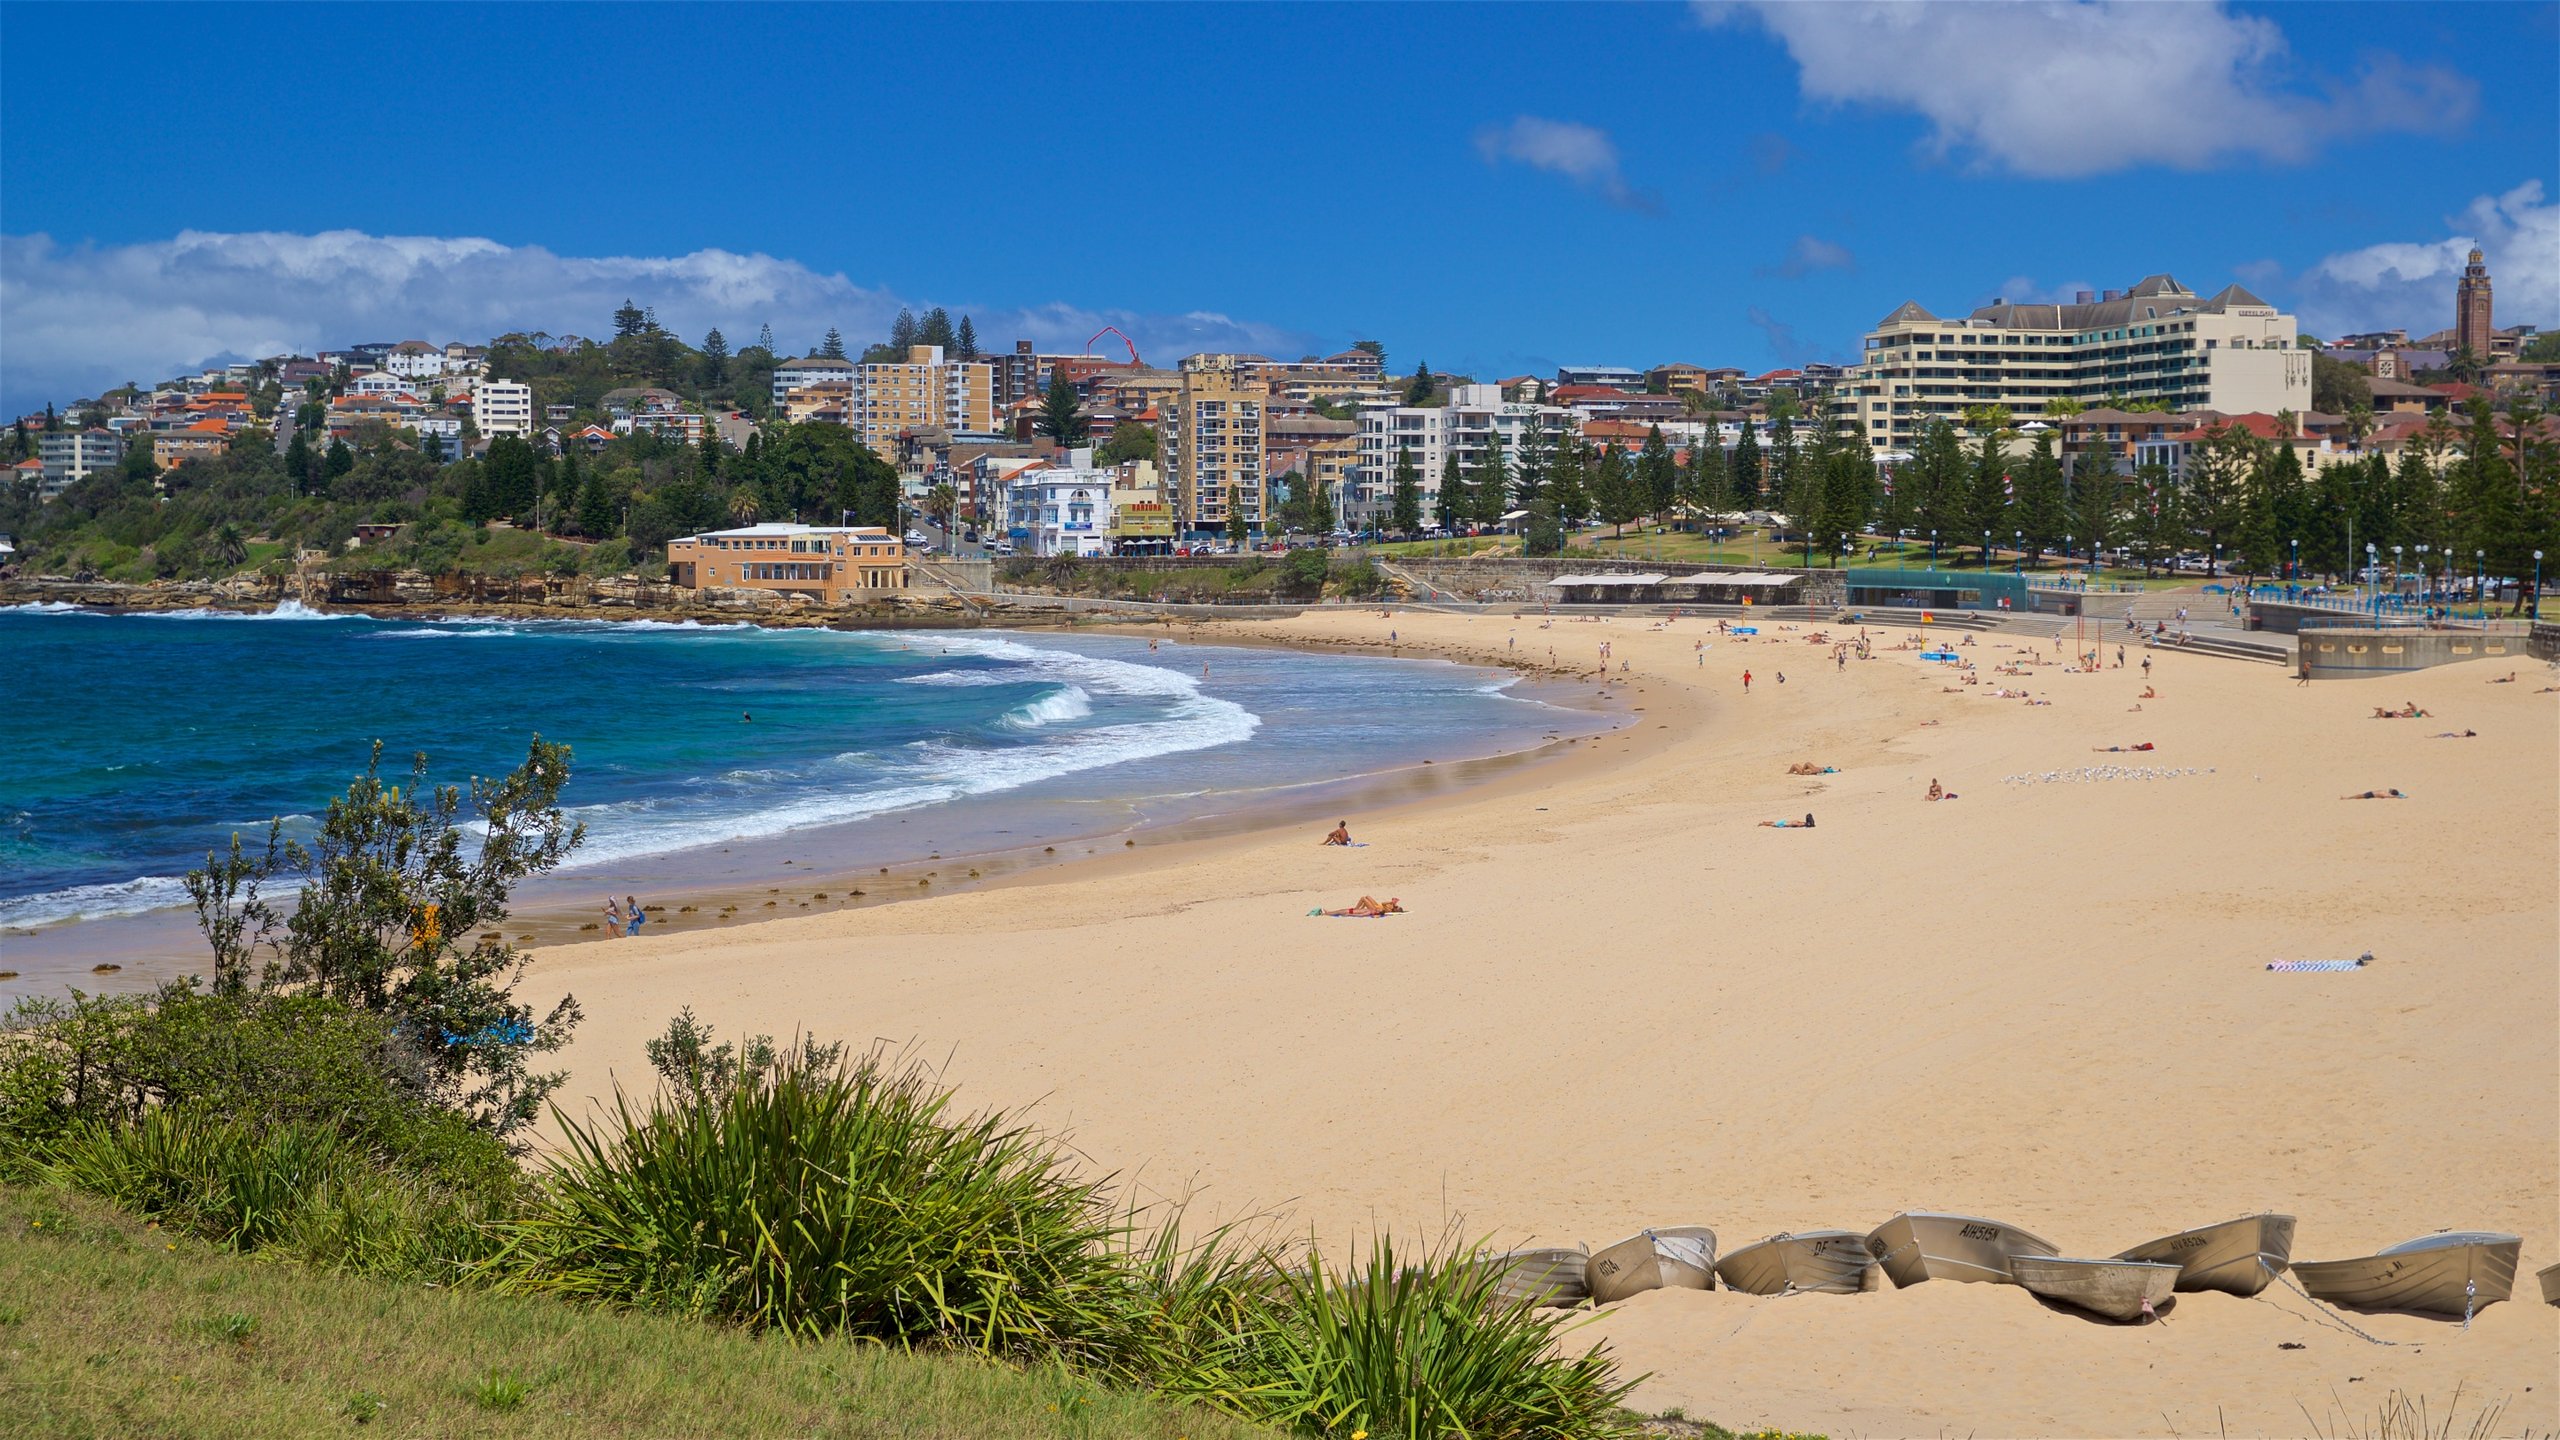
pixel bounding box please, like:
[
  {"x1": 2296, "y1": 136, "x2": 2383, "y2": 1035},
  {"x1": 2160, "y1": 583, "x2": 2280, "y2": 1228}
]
[
  {"x1": 1586, "y1": 1226, "x2": 1716, "y2": 1305},
  {"x1": 2113, "y1": 1213, "x2": 2296, "y2": 1296},
  {"x1": 2012, "y1": 1256, "x2": 2181, "y2": 1322},
  {"x1": 2537, "y1": 1261, "x2": 2559, "y2": 1307},
  {"x1": 1866, "y1": 1212, "x2": 2059, "y2": 1287},
  {"x1": 1487, "y1": 1246, "x2": 1591, "y2": 1309},
  {"x1": 1715, "y1": 1230, "x2": 1878, "y2": 1295},
  {"x1": 2291, "y1": 1232, "x2": 2522, "y2": 1318}
]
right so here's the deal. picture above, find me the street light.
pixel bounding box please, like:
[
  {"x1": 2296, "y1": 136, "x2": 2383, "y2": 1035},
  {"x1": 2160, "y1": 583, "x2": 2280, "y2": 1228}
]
[
  {"x1": 2534, "y1": 550, "x2": 2545, "y2": 620},
  {"x1": 2289, "y1": 537, "x2": 2298, "y2": 584},
  {"x1": 1982, "y1": 529, "x2": 1991, "y2": 575},
  {"x1": 1930, "y1": 528, "x2": 1939, "y2": 566},
  {"x1": 2474, "y1": 549, "x2": 2484, "y2": 619}
]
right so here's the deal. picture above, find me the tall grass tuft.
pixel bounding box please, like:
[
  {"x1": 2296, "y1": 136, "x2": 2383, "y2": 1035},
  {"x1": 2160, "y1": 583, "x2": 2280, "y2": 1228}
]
[
  {"x1": 485, "y1": 1045, "x2": 1135, "y2": 1360},
  {"x1": 1166, "y1": 1233, "x2": 1641, "y2": 1439},
  {"x1": 47, "y1": 1106, "x2": 350, "y2": 1251}
]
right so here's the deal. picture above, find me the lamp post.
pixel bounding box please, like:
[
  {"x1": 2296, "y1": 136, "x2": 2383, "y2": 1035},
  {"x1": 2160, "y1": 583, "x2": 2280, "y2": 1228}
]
[
  {"x1": 2416, "y1": 544, "x2": 2429, "y2": 609},
  {"x1": 2013, "y1": 528, "x2": 2022, "y2": 575},
  {"x1": 1982, "y1": 529, "x2": 1990, "y2": 575},
  {"x1": 2533, "y1": 550, "x2": 2544, "y2": 620},
  {"x1": 2289, "y1": 537, "x2": 2298, "y2": 584},
  {"x1": 1930, "y1": 528, "x2": 1939, "y2": 567},
  {"x1": 2391, "y1": 545, "x2": 2403, "y2": 608},
  {"x1": 2474, "y1": 549, "x2": 2484, "y2": 620},
  {"x1": 2363, "y1": 543, "x2": 2376, "y2": 615}
]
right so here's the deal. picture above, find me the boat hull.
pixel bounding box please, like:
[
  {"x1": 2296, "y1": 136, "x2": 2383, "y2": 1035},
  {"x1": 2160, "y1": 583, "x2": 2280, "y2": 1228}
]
[
  {"x1": 1587, "y1": 1226, "x2": 1717, "y2": 1305},
  {"x1": 1488, "y1": 1247, "x2": 1590, "y2": 1309},
  {"x1": 1866, "y1": 1212, "x2": 2058, "y2": 1287},
  {"x1": 2113, "y1": 1214, "x2": 2296, "y2": 1296},
  {"x1": 2013, "y1": 1257, "x2": 2180, "y2": 1322},
  {"x1": 2292, "y1": 1233, "x2": 2522, "y2": 1318},
  {"x1": 1716, "y1": 1230, "x2": 1877, "y2": 1295},
  {"x1": 2538, "y1": 1261, "x2": 2560, "y2": 1307}
]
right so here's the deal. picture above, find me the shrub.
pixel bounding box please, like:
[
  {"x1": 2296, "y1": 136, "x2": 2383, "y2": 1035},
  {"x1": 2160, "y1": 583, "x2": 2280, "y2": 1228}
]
[
  {"x1": 486, "y1": 1045, "x2": 1135, "y2": 1359},
  {"x1": 1166, "y1": 1234, "x2": 1639, "y2": 1440},
  {"x1": 1328, "y1": 559, "x2": 1382, "y2": 597},
  {"x1": 1282, "y1": 549, "x2": 1329, "y2": 593}
]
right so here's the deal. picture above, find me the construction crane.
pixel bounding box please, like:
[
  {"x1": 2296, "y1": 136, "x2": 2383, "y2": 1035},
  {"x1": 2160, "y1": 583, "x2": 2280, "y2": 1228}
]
[{"x1": 1086, "y1": 326, "x2": 1141, "y2": 366}]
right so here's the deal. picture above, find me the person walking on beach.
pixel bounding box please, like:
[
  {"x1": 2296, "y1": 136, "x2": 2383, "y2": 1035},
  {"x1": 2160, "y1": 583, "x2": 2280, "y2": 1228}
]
[
  {"x1": 624, "y1": 895, "x2": 646, "y2": 938},
  {"x1": 602, "y1": 897, "x2": 625, "y2": 939},
  {"x1": 2141, "y1": 655, "x2": 2152, "y2": 680},
  {"x1": 1742, "y1": 669, "x2": 1753, "y2": 693}
]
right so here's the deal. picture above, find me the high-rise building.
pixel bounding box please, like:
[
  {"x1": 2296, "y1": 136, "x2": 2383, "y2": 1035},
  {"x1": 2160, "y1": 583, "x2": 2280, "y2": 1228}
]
[
  {"x1": 1347, "y1": 384, "x2": 1572, "y2": 526},
  {"x1": 774, "y1": 347, "x2": 994, "y2": 458},
  {"x1": 2454, "y1": 248, "x2": 2495, "y2": 361},
  {"x1": 1833, "y1": 274, "x2": 2311, "y2": 447},
  {"x1": 1157, "y1": 373, "x2": 1264, "y2": 534}
]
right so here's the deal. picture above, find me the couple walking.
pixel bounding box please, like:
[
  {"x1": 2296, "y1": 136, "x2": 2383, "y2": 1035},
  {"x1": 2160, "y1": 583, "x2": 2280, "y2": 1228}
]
[{"x1": 602, "y1": 894, "x2": 648, "y2": 938}]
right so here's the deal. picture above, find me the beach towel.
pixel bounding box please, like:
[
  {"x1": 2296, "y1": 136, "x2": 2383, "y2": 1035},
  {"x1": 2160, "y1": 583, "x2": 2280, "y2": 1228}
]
[{"x1": 2266, "y1": 953, "x2": 2374, "y2": 972}]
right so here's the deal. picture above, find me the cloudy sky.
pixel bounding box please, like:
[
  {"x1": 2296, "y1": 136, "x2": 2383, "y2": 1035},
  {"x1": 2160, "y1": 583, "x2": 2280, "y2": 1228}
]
[{"x1": 3, "y1": 2, "x2": 2553, "y2": 413}]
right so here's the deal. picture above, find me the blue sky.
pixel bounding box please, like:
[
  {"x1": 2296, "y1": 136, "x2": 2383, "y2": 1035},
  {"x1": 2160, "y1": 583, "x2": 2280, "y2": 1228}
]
[{"x1": 3, "y1": 1, "x2": 2555, "y2": 413}]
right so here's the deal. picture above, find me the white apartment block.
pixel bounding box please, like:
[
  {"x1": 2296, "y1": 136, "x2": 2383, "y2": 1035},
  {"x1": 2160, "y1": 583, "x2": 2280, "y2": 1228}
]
[
  {"x1": 38, "y1": 429, "x2": 125, "y2": 487},
  {"x1": 1834, "y1": 274, "x2": 2312, "y2": 448},
  {"x1": 474, "y1": 380, "x2": 535, "y2": 438},
  {"x1": 1349, "y1": 384, "x2": 1572, "y2": 524},
  {"x1": 771, "y1": 356, "x2": 857, "y2": 407},
  {"x1": 998, "y1": 458, "x2": 1117, "y2": 557}
]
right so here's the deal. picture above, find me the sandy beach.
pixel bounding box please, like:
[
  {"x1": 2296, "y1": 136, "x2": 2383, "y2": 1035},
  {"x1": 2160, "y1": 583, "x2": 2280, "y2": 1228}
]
[{"x1": 524, "y1": 607, "x2": 2559, "y2": 1437}]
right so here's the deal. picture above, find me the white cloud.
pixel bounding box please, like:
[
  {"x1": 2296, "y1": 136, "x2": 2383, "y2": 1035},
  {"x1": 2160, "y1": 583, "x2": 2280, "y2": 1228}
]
[
  {"x1": 2289, "y1": 181, "x2": 2558, "y2": 337},
  {"x1": 1698, "y1": 1, "x2": 2475, "y2": 178},
  {"x1": 1761, "y1": 234, "x2": 1856, "y2": 280},
  {"x1": 1473, "y1": 116, "x2": 1659, "y2": 212},
  {"x1": 0, "y1": 229, "x2": 1316, "y2": 410}
]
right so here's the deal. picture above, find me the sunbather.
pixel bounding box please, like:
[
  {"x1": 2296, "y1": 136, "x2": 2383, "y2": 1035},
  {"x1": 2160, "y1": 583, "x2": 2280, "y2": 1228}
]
[
  {"x1": 2340, "y1": 788, "x2": 2407, "y2": 800},
  {"x1": 2429, "y1": 729, "x2": 2478, "y2": 738},
  {"x1": 1321, "y1": 821, "x2": 1353, "y2": 846},
  {"x1": 1758, "y1": 813, "x2": 1817, "y2": 828},
  {"x1": 2092, "y1": 742, "x2": 2156, "y2": 752},
  {"x1": 1925, "y1": 780, "x2": 1957, "y2": 800},
  {"x1": 1314, "y1": 895, "x2": 1403, "y2": 917}
]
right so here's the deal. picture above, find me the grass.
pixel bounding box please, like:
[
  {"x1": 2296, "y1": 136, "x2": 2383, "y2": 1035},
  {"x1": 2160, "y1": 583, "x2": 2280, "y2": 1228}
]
[
  {"x1": 1568, "y1": 528, "x2": 2201, "y2": 588},
  {"x1": 1, "y1": 1183, "x2": 1284, "y2": 1440}
]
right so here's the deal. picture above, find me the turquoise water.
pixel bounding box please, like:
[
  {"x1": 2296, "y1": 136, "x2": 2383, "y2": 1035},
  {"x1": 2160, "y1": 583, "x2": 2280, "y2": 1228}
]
[{"x1": 1, "y1": 603, "x2": 1596, "y2": 936}]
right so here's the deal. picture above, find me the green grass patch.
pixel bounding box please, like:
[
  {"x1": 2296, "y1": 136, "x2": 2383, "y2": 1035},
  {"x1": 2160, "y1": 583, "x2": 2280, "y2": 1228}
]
[{"x1": 1, "y1": 1183, "x2": 1283, "y2": 1440}]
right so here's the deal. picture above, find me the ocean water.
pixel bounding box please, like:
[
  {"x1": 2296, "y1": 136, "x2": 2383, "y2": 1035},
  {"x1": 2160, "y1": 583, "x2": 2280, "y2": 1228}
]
[{"x1": 1, "y1": 603, "x2": 1600, "y2": 937}]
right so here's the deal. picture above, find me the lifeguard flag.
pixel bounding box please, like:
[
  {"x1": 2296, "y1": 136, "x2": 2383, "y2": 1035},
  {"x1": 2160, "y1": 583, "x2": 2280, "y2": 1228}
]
[{"x1": 1920, "y1": 611, "x2": 1935, "y2": 623}]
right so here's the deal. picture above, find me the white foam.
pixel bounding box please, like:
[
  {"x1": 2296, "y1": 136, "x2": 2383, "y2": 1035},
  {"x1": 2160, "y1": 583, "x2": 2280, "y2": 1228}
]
[
  {"x1": 2, "y1": 601, "x2": 92, "y2": 614},
  {"x1": 132, "y1": 599, "x2": 348, "y2": 622},
  {"x1": 1000, "y1": 685, "x2": 1094, "y2": 729},
  {"x1": 374, "y1": 626, "x2": 520, "y2": 639},
  {"x1": 556, "y1": 635, "x2": 1257, "y2": 869},
  {"x1": 900, "y1": 669, "x2": 1030, "y2": 687},
  {"x1": 0, "y1": 875, "x2": 192, "y2": 930}
]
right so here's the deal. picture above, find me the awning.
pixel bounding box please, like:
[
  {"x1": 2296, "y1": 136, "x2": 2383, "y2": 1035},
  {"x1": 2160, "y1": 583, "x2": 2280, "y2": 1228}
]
[
  {"x1": 1679, "y1": 570, "x2": 1803, "y2": 586},
  {"x1": 1543, "y1": 573, "x2": 1668, "y2": 587}
]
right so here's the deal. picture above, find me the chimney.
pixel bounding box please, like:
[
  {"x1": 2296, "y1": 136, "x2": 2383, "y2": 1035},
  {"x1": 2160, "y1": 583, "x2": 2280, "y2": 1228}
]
[
  {"x1": 1990, "y1": 297, "x2": 2006, "y2": 306},
  {"x1": 1016, "y1": 339, "x2": 1034, "y2": 355},
  {"x1": 2102, "y1": 289, "x2": 2122, "y2": 302},
  {"x1": 2075, "y1": 291, "x2": 2096, "y2": 305}
]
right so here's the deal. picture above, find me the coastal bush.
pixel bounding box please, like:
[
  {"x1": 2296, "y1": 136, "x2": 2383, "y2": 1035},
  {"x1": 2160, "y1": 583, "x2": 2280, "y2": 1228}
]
[
  {"x1": 1328, "y1": 558, "x2": 1382, "y2": 597},
  {"x1": 1169, "y1": 1234, "x2": 1639, "y2": 1440},
  {"x1": 1282, "y1": 549, "x2": 1329, "y2": 592},
  {"x1": 486, "y1": 1043, "x2": 1136, "y2": 1358}
]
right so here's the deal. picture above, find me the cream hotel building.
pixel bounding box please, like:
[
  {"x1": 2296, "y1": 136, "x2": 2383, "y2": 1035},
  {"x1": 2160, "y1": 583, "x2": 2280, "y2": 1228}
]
[{"x1": 1833, "y1": 274, "x2": 2313, "y2": 447}]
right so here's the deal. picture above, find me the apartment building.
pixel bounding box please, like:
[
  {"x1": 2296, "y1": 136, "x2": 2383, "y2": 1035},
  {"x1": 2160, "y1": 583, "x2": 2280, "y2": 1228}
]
[
  {"x1": 1157, "y1": 373, "x2": 1265, "y2": 533},
  {"x1": 38, "y1": 429, "x2": 124, "y2": 487},
  {"x1": 665, "y1": 522, "x2": 907, "y2": 602},
  {"x1": 770, "y1": 356, "x2": 857, "y2": 407},
  {"x1": 1347, "y1": 384, "x2": 1571, "y2": 525},
  {"x1": 1554, "y1": 364, "x2": 1644, "y2": 391},
  {"x1": 773, "y1": 347, "x2": 995, "y2": 458},
  {"x1": 1264, "y1": 413, "x2": 1359, "y2": 522},
  {"x1": 997, "y1": 454, "x2": 1117, "y2": 558},
  {"x1": 1833, "y1": 274, "x2": 2312, "y2": 448},
  {"x1": 153, "y1": 418, "x2": 233, "y2": 468},
  {"x1": 474, "y1": 380, "x2": 535, "y2": 438}
]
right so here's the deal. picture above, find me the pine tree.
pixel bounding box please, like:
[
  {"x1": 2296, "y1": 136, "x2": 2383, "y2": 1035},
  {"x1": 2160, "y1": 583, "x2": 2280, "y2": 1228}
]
[
  {"x1": 1591, "y1": 446, "x2": 1642, "y2": 538},
  {"x1": 284, "y1": 431, "x2": 314, "y2": 495},
  {"x1": 577, "y1": 468, "x2": 619, "y2": 538},
  {"x1": 1965, "y1": 429, "x2": 2011, "y2": 566},
  {"x1": 2068, "y1": 441, "x2": 2122, "y2": 564},
  {"x1": 1404, "y1": 361, "x2": 1435, "y2": 407},
  {"x1": 612, "y1": 299, "x2": 648, "y2": 339},
  {"x1": 954, "y1": 315, "x2": 978, "y2": 361},
  {"x1": 1769, "y1": 412, "x2": 1799, "y2": 515},
  {"x1": 919, "y1": 307, "x2": 955, "y2": 352},
  {"x1": 819, "y1": 327, "x2": 847, "y2": 361},
  {"x1": 701, "y1": 328, "x2": 730, "y2": 384},
  {"x1": 324, "y1": 437, "x2": 355, "y2": 485},
  {"x1": 1389, "y1": 443, "x2": 1424, "y2": 534},
  {"x1": 1033, "y1": 373, "x2": 1088, "y2": 447},
  {"x1": 554, "y1": 446, "x2": 584, "y2": 534},
  {"x1": 888, "y1": 309, "x2": 920, "y2": 352},
  {"x1": 1637, "y1": 425, "x2": 1676, "y2": 522},
  {"x1": 755, "y1": 323, "x2": 776, "y2": 356},
  {"x1": 1512, "y1": 412, "x2": 1549, "y2": 510},
  {"x1": 1548, "y1": 431, "x2": 1588, "y2": 527},
  {"x1": 1471, "y1": 432, "x2": 1509, "y2": 525},
  {"x1": 1435, "y1": 452, "x2": 1467, "y2": 532},
  {"x1": 1731, "y1": 421, "x2": 1764, "y2": 503}
]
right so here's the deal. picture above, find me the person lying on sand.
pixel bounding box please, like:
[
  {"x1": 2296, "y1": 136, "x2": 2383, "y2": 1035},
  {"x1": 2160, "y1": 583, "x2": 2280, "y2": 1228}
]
[
  {"x1": 1786, "y1": 762, "x2": 1838, "y2": 775},
  {"x1": 2490, "y1": 672, "x2": 2516, "y2": 684},
  {"x1": 1321, "y1": 821, "x2": 1353, "y2": 846},
  {"x1": 2429, "y1": 730, "x2": 2479, "y2": 739},
  {"x1": 1758, "y1": 813, "x2": 1817, "y2": 828},
  {"x1": 1312, "y1": 895, "x2": 1403, "y2": 917},
  {"x1": 2093, "y1": 742, "x2": 2156, "y2": 752},
  {"x1": 2341, "y1": 788, "x2": 2407, "y2": 800},
  {"x1": 2140, "y1": 686, "x2": 2158, "y2": 698}
]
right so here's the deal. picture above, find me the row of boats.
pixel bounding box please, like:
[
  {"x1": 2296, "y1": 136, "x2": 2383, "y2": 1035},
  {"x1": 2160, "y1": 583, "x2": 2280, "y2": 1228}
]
[{"x1": 1484, "y1": 1212, "x2": 2552, "y2": 1325}]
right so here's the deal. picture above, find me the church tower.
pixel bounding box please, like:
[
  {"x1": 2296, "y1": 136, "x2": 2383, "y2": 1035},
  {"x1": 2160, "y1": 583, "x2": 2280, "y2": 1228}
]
[{"x1": 2454, "y1": 247, "x2": 2494, "y2": 360}]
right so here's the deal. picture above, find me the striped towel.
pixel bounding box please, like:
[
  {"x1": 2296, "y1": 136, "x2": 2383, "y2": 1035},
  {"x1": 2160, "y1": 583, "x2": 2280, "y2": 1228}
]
[{"x1": 2266, "y1": 953, "x2": 2375, "y2": 972}]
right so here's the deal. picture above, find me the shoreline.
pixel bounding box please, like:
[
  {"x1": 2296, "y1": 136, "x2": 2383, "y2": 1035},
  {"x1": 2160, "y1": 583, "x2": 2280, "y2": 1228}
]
[{"x1": 0, "y1": 620, "x2": 1630, "y2": 996}]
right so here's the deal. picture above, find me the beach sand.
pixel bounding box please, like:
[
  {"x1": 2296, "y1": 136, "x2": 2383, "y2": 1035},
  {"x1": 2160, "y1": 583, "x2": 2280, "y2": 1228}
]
[{"x1": 525, "y1": 608, "x2": 2558, "y2": 1437}]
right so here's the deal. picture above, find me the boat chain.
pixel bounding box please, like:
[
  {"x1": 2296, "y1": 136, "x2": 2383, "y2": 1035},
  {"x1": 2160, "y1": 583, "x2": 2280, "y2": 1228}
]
[{"x1": 2260, "y1": 1256, "x2": 2399, "y2": 1347}]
